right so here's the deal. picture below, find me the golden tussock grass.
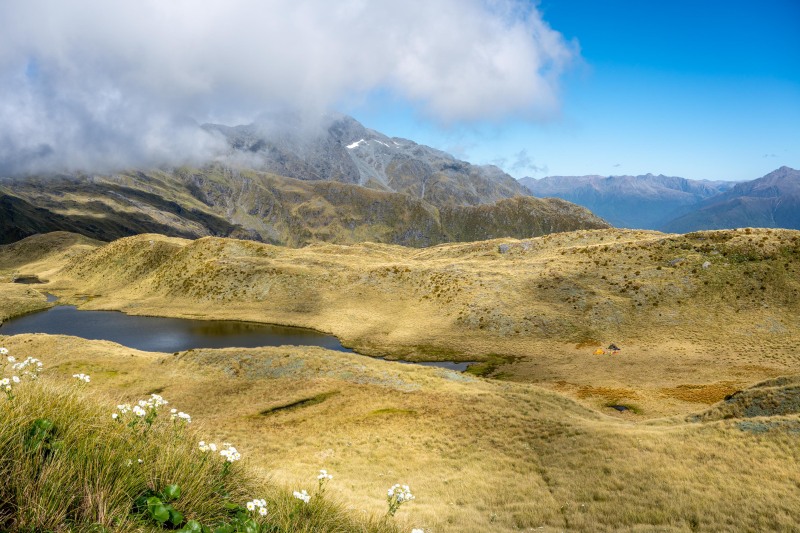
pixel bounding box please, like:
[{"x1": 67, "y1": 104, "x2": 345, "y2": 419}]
[{"x1": 2, "y1": 228, "x2": 800, "y2": 531}]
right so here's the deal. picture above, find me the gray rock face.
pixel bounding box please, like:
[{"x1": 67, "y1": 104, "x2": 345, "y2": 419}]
[{"x1": 204, "y1": 112, "x2": 528, "y2": 207}]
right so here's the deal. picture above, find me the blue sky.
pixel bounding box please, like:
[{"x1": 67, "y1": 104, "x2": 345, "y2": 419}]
[
  {"x1": 1, "y1": 1, "x2": 797, "y2": 180},
  {"x1": 350, "y1": 0, "x2": 800, "y2": 181}
]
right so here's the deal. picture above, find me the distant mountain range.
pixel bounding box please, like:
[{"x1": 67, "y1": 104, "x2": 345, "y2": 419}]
[
  {"x1": 662, "y1": 166, "x2": 800, "y2": 232},
  {"x1": 0, "y1": 114, "x2": 607, "y2": 246},
  {"x1": 520, "y1": 166, "x2": 800, "y2": 232}
]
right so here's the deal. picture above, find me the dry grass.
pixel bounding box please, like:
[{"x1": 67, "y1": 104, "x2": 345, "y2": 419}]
[
  {"x1": 2, "y1": 228, "x2": 800, "y2": 531},
  {"x1": 1, "y1": 335, "x2": 799, "y2": 532},
  {"x1": 0, "y1": 348, "x2": 401, "y2": 533},
  {"x1": 3, "y1": 228, "x2": 800, "y2": 419}
]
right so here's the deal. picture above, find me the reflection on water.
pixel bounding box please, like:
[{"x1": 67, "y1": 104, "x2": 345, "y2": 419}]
[
  {"x1": 0, "y1": 305, "x2": 351, "y2": 353},
  {"x1": 1, "y1": 304, "x2": 475, "y2": 372}
]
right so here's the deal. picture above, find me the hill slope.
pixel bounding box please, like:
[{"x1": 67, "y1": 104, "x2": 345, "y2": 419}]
[
  {"x1": 519, "y1": 173, "x2": 732, "y2": 229},
  {"x1": 5, "y1": 227, "x2": 797, "y2": 418},
  {"x1": 0, "y1": 166, "x2": 608, "y2": 246}
]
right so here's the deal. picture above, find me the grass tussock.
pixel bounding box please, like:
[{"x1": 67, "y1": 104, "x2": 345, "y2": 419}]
[{"x1": 0, "y1": 373, "x2": 398, "y2": 533}]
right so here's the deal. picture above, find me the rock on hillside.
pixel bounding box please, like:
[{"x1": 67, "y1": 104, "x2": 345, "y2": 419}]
[
  {"x1": 519, "y1": 173, "x2": 733, "y2": 229},
  {"x1": 663, "y1": 166, "x2": 800, "y2": 232},
  {"x1": 204, "y1": 112, "x2": 529, "y2": 207}
]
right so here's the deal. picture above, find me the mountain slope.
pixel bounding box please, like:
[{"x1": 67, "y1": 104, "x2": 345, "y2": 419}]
[
  {"x1": 0, "y1": 166, "x2": 608, "y2": 246},
  {"x1": 204, "y1": 112, "x2": 529, "y2": 206},
  {"x1": 663, "y1": 166, "x2": 800, "y2": 232},
  {"x1": 519, "y1": 173, "x2": 733, "y2": 229}
]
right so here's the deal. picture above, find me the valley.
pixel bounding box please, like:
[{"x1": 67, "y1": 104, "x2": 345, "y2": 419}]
[{"x1": 2, "y1": 227, "x2": 799, "y2": 531}]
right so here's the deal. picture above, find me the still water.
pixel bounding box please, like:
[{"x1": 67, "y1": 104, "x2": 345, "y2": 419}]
[{"x1": 0, "y1": 305, "x2": 351, "y2": 353}]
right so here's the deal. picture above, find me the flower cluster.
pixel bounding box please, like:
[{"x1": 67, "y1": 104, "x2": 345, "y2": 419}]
[
  {"x1": 9, "y1": 356, "x2": 43, "y2": 378},
  {"x1": 200, "y1": 440, "x2": 239, "y2": 457},
  {"x1": 112, "y1": 394, "x2": 172, "y2": 431},
  {"x1": 170, "y1": 408, "x2": 191, "y2": 423},
  {"x1": 198, "y1": 440, "x2": 218, "y2": 453},
  {"x1": 245, "y1": 498, "x2": 268, "y2": 516},
  {"x1": 387, "y1": 484, "x2": 415, "y2": 516},
  {"x1": 317, "y1": 468, "x2": 333, "y2": 493},
  {"x1": 1, "y1": 350, "x2": 43, "y2": 398},
  {"x1": 72, "y1": 373, "x2": 90, "y2": 383},
  {"x1": 412, "y1": 529, "x2": 425, "y2": 533},
  {"x1": 293, "y1": 489, "x2": 310, "y2": 504},
  {"x1": 0, "y1": 376, "x2": 20, "y2": 394},
  {"x1": 219, "y1": 443, "x2": 241, "y2": 463}
]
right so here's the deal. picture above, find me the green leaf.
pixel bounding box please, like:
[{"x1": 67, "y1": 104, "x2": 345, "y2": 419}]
[
  {"x1": 212, "y1": 525, "x2": 235, "y2": 533},
  {"x1": 167, "y1": 505, "x2": 185, "y2": 527},
  {"x1": 183, "y1": 520, "x2": 203, "y2": 532},
  {"x1": 25, "y1": 418, "x2": 55, "y2": 451},
  {"x1": 223, "y1": 502, "x2": 242, "y2": 512},
  {"x1": 240, "y1": 518, "x2": 259, "y2": 533},
  {"x1": 146, "y1": 497, "x2": 169, "y2": 523},
  {"x1": 162, "y1": 483, "x2": 181, "y2": 501}
]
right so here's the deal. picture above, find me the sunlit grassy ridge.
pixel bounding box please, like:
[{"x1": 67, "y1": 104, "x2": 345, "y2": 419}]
[
  {"x1": 0, "y1": 360, "x2": 400, "y2": 532},
  {"x1": 1, "y1": 335, "x2": 799, "y2": 532},
  {"x1": 7, "y1": 227, "x2": 799, "y2": 417},
  {"x1": 2, "y1": 229, "x2": 800, "y2": 531}
]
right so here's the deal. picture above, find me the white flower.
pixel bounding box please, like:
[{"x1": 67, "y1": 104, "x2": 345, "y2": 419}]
[
  {"x1": 293, "y1": 490, "x2": 310, "y2": 504},
  {"x1": 317, "y1": 469, "x2": 333, "y2": 481},
  {"x1": 172, "y1": 411, "x2": 192, "y2": 423},
  {"x1": 137, "y1": 458, "x2": 143, "y2": 464},
  {"x1": 149, "y1": 394, "x2": 168, "y2": 407},
  {"x1": 412, "y1": 529, "x2": 424, "y2": 533},
  {"x1": 199, "y1": 440, "x2": 219, "y2": 453},
  {"x1": 219, "y1": 444, "x2": 241, "y2": 462},
  {"x1": 0, "y1": 378, "x2": 9, "y2": 386},
  {"x1": 72, "y1": 373, "x2": 90, "y2": 383},
  {"x1": 11, "y1": 376, "x2": 20, "y2": 383},
  {"x1": 0, "y1": 347, "x2": 8, "y2": 355},
  {"x1": 7, "y1": 356, "x2": 15, "y2": 363},
  {"x1": 132, "y1": 405, "x2": 146, "y2": 417},
  {"x1": 112, "y1": 413, "x2": 119, "y2": 420},
  {"x1": 170, "y1": 408, "x2": 177, "y2": 414},
  {"x1": 245, "y1": 498, "x2": 268, "y2": 516}
]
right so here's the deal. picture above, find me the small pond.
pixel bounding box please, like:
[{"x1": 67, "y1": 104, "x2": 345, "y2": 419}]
[
  {"x1": 0, "y1": 303, "x2": 475, "y2": 371},
  {"x1": 0, "y1": 305, "x2": 351, "y2": 353}
]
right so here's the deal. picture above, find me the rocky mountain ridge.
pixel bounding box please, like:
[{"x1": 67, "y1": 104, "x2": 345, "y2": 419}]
[{"x1": 204, "y1": 112, "x2": 529, "y2": 207}]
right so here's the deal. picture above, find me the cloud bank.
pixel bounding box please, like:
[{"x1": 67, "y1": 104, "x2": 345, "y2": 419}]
[{"x1": 0, "y1": 0, "x2": 577, "y2": 175}]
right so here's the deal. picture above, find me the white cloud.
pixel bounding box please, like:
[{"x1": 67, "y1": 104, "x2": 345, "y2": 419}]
[{"x1": 0, "y1": 0, "x2": 577, "y2": 175}]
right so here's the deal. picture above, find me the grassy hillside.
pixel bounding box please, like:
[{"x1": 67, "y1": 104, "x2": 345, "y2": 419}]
[
  {"x1": 5, "y1": 227, "x2": 793, "y2": 417},
  {"x1": 1, "y1": 166, "x2": 608, "y2": 246},
  {"x1": 0, "y1": 335, "x2": 798, "y2": 532},
  {"x1": 0, "y1": 346, "x2": 401, "y2": 532},
  {"x1": 2, "y1": 228, "x2": 800, "y2": 530}
]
